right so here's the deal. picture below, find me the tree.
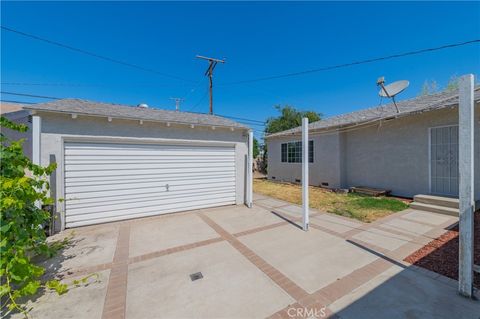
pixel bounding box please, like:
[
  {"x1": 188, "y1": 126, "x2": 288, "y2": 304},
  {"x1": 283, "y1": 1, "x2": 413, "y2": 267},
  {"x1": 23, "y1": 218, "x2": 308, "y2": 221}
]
[
  {"x1": 419, "y1": 80, "x2": 438, "y2": 96},
  {"x1": 445, "y1": 75, "x2": 459, "y2": 92},
  {"x1": 262, "y1": 105, "x2": 320, "y2": 174},
  {"x1": 419, "y1": 74, "x2": 469, "y2": 96},
  {"x1": 253, "y1": 137, "x2": 260, "y2": 158},
  {"x1": 265, "y1": 105, "x2": 322, "y2": 134}
]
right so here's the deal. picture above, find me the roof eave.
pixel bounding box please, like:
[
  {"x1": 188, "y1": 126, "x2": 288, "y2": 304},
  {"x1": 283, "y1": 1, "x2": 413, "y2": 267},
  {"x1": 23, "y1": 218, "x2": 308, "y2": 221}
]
[
  {"x1": 25, "y1": 108, "x2": 249, "y2": 131},
  {"x1": 265, "y1": 101, "x2": 471, "y2": 139}
]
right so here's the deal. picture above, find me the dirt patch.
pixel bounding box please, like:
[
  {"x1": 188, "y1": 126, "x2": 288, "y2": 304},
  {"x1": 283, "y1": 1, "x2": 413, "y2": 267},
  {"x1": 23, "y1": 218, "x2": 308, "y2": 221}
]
[{"x1": 404, "y1": 212, "x2": 480, "y2": 288}]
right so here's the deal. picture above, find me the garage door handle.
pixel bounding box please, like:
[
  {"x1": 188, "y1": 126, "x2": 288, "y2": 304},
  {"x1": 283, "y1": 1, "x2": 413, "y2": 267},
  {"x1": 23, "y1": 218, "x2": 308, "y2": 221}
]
[{"x1": 165, "y1": 184, "x2": 169, "y2": 191}]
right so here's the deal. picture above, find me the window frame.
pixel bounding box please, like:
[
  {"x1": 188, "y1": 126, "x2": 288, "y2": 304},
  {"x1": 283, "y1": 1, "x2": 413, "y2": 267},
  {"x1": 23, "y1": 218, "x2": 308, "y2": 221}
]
[
  {"x1": 281, "y1": 143, "x2": 287, "y2": 163},
  {"x1": 280, "y1": 140, "x2": 314, "y2": 163}
]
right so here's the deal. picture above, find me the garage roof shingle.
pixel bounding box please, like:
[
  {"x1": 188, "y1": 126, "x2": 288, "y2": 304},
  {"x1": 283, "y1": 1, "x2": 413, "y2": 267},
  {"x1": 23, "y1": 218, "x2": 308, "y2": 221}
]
[
  {"x1": 24, "y1": 98, "x2": 249, "y2": 129},
  {"x1": 266, "y1": 87, "x2": 480, "y2": 138}
]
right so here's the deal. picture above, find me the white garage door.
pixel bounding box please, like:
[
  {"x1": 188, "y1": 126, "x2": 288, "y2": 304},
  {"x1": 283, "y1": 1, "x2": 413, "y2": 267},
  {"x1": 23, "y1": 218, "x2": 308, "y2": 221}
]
[{"x1": 64, "y1": 142, "x2": 236, "y2": 227}]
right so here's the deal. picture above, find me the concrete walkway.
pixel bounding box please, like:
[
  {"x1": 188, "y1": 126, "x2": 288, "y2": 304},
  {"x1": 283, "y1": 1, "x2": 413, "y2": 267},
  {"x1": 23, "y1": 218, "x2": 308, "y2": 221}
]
[{"x1": 11, "y1": 194, "x2": 479, "y2": 318}]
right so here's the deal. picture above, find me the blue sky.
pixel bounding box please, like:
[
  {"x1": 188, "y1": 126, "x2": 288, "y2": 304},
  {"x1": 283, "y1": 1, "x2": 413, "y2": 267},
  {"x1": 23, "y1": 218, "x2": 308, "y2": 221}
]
[{"x1": 2, "y1": 1, "x2": 479, "y2": 138}]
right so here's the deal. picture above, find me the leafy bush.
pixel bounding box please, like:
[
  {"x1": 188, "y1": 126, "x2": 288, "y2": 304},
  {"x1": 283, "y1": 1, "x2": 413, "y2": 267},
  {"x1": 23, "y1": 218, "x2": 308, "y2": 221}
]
[{"x1": 0, "y1": 116, "x2": 68, "y2": 317}]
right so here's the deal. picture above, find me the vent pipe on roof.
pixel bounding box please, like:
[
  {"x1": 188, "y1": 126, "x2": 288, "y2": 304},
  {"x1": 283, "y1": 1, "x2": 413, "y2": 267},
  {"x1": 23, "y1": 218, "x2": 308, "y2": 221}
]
[{"x1": 137, "y1": 103, "x2": 149, "y2": 108}]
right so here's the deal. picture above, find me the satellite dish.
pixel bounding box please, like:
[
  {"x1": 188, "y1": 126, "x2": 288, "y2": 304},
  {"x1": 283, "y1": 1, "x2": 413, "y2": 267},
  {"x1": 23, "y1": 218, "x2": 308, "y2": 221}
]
[
  {"x1": 378, "y1": 80, "x2": 409, "y2": 97},
  {"x1": 376, "y1": 77, "x2": 409, "y2": 113}
]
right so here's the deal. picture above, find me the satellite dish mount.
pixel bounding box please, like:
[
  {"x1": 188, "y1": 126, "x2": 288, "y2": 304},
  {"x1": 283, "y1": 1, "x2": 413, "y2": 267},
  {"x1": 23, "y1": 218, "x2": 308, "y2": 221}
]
[{"x1": 377, "y1": 77, "x2": 409, "y2": 113}]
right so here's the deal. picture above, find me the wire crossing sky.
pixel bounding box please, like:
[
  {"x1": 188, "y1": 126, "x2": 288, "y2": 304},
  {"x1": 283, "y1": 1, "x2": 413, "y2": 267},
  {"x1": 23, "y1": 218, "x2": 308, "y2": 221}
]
[{"x1": 1, "y1": 2, "x2": 479, "y2": 139}]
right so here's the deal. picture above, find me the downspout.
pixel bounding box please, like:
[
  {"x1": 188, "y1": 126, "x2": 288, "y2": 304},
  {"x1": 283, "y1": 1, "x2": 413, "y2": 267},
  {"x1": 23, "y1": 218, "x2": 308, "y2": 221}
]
[
  {"x1": 32, "y1": 114, "x2": 42, "y2": 209},
  {"x1": 302, "y1": 118, "x2": 309, "y2": 231},
  {"x1": 246, "y1": 130, "x2": 253, "y2": 208}
]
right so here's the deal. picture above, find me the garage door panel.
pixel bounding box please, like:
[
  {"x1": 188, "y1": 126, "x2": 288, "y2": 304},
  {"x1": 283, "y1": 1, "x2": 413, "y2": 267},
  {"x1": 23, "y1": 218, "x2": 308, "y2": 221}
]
[
  {"x1": 65, "y1": 155, "x2": 235, "y2": 162},
  {"x1": 66, "y1": 200, "x2": 235, "y2": 228},
  {"x1": 65, "y1": 181, "x2": 236, "y2": 199},
  {"x1": 66, "y1": 186, "x2": 235, "y2": 207},
  {"x1": 64, "y1": 159, "x2": 234, "y2": 165},
  {"x1": 65, "y1": 167, "x2": 234, "y2": 178},
  {"x1": 65, "y1": 161, "x2": 235, "y2": 172},
  {"x1": 64, "y1": 142, "x2": 237, "y2": 227},
  {"x1": 65, "y1": 172, "x2": 235, "y2": 187},
  {"x1": 65, "y1": 142, "x2": 234, "y2": 151},
  {"x1": 65, "y1": 149, "x2": 234, "y2": 159},
  {"x1": 65, "y1": 196, "x2": 236, "y2": 223},
  {"x1": 65, "y1": 177, "x2": 235, "y2": 194},
  {"x1": 66, "y1": 187, "x2": 236, "y2": 210},
  {"x1": 65, "y1": 184, "x2": 235, "y2": 203},
  {"x1": 65, "y1": 145, "x2": 234, "y2": 157},
  {"x1": 66, "y1": 191, "x2": 236, "y2": 216}
]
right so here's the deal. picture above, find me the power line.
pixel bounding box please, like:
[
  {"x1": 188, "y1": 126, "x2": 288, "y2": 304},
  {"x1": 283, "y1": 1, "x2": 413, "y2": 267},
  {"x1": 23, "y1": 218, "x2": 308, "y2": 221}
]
[
  {"x1": 221, "y1": 39, "x2": 480, "y2": 85},
  {"x1": 1, "y1": 82, "x2": 188, "y2": 88},
  {"x1": 1, "y1": 25, "x2": 194, "y2": 83},
  {"x1": 217, "y1": 114, "x2": 265, "y2": 124},
  {"x1": 0, "y1": 99, "x2": 35, "y2": 104},
  {"x1": 1, "y1": 91, "x2": 60, "y2": 99},
  {"x1": 182, "y1": 78, "x2": 207, "y2": 104},
  {"x1": 187, "y1": 88, "x2": 209, "y2": 112},
  {"x1": 235, "y1": 122, "x2": 265, "y2": 128}
]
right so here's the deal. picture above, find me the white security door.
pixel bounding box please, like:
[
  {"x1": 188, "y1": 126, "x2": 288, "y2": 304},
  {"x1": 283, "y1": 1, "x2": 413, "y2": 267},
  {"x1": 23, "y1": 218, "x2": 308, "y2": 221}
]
[
  {"x1": 430, "y1": 126, "x2": 459, "y2": 196},
  {"x1": 64, "y1": 142, "x2": 236, "y2": 227}
]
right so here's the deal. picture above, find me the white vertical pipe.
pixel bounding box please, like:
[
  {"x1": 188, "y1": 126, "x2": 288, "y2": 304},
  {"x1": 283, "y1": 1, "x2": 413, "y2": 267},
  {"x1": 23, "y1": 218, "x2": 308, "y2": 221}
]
[
  {"x1": 32, "y1": 115, "x2": 42, "y2": 208},
  {"x1": 458, "y1": 74, "x2": 475, "y2": 298},
  {"x1": 32, "y1": 115, "x2": 41, "y2": 165},
  {"x1": 247, "y1": 130, "x2": 254, "y2": 208},
  {"x1": 302, "y1": 117, "x2": 309, "y2": 231}
]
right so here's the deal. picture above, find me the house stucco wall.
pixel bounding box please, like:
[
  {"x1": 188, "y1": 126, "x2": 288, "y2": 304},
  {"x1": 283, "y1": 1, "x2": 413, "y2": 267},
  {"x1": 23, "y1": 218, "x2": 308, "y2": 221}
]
[
  {"x1": 37, "y1": 112, "x2": 248, "y2": 231},
  {"x1": 344, "y1": 106, "x2": 480, "y2": 198},
  {"x1": 267, "y1": 104, "x2": 480, "y2": 199},
  {"x1": 267, "y1": 132, "x2": 343, "y2": 188}
]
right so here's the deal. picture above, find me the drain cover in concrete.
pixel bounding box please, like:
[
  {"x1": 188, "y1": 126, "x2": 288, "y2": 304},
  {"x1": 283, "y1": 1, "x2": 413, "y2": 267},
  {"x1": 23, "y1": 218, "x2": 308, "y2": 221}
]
[{"x1": 190, "y1": 272, "x2": 203, "y2": 281}]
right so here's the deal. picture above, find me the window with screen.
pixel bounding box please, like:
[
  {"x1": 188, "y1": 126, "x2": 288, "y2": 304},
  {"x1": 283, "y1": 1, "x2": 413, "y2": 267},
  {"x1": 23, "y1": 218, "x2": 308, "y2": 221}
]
[{"x1": 280, "y1": 141, "x2": 313, "y2": 163}]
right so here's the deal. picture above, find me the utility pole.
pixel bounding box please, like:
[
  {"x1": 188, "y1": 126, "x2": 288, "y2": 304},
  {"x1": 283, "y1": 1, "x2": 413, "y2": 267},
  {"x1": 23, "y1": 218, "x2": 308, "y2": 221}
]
[
  {"x1": 169, "y1": 97, "x2": 184, "y2": 111},
  {"x1": 196, "y1": 55, "x2": 225, "y2": 114}
]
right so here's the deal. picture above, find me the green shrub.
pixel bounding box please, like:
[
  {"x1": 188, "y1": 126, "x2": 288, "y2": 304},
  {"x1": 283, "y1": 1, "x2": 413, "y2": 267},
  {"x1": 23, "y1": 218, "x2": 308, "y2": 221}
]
[{"x1": 0, "y1": 116, "x2": 67, "y2": 317}]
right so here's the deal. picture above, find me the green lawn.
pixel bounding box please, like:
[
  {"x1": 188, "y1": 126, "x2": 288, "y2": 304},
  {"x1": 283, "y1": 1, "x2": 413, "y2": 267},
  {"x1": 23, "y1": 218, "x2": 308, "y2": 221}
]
[{"x1": 254, "y1": 179, "x2": 409, "y2": 222}]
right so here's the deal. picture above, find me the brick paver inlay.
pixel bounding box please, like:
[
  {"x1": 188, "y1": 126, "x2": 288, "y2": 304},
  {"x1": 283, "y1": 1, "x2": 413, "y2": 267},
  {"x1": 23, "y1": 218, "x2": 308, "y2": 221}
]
[
  {"x1": 198, "y1": 212, "x2": 310, "y2": 301},
  {"x1": 102, "y1": 224, "x2": 131, "y2": 319},
  {"x1": 53, "y1": 196, "x2": 460, "y2": 319}
]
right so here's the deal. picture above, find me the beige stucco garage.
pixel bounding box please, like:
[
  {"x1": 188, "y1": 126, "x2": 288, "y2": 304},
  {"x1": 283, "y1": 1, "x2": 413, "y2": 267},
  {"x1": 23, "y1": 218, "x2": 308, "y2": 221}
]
[{"x1": 25, "y1": 99, "x2": 253, "y2": 232}]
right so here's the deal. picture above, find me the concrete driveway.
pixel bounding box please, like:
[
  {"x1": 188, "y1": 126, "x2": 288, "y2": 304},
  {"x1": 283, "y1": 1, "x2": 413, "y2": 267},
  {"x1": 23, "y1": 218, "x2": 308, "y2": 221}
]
[{"x1": 13, "y1": 194, "x2": 479, "y2": 319}]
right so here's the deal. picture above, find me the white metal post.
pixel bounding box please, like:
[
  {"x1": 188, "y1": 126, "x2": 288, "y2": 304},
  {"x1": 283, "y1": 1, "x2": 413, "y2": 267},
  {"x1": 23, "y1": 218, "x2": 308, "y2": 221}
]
[
  {"x1": 32, "y1": 115, "x2": 41, "y2": 166},
  {"x1": 247, "y1": 130, "x2": 254, "y2": 208},
  {"x1": 32, "y1": 115, "x2": 42, "y2": 208},
  {"x1": 458, "y1": 74, "x2": 475, "y2": 298},
  {"x1": 302, "y1": 117, "x2": 309, "y2": 231}
]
